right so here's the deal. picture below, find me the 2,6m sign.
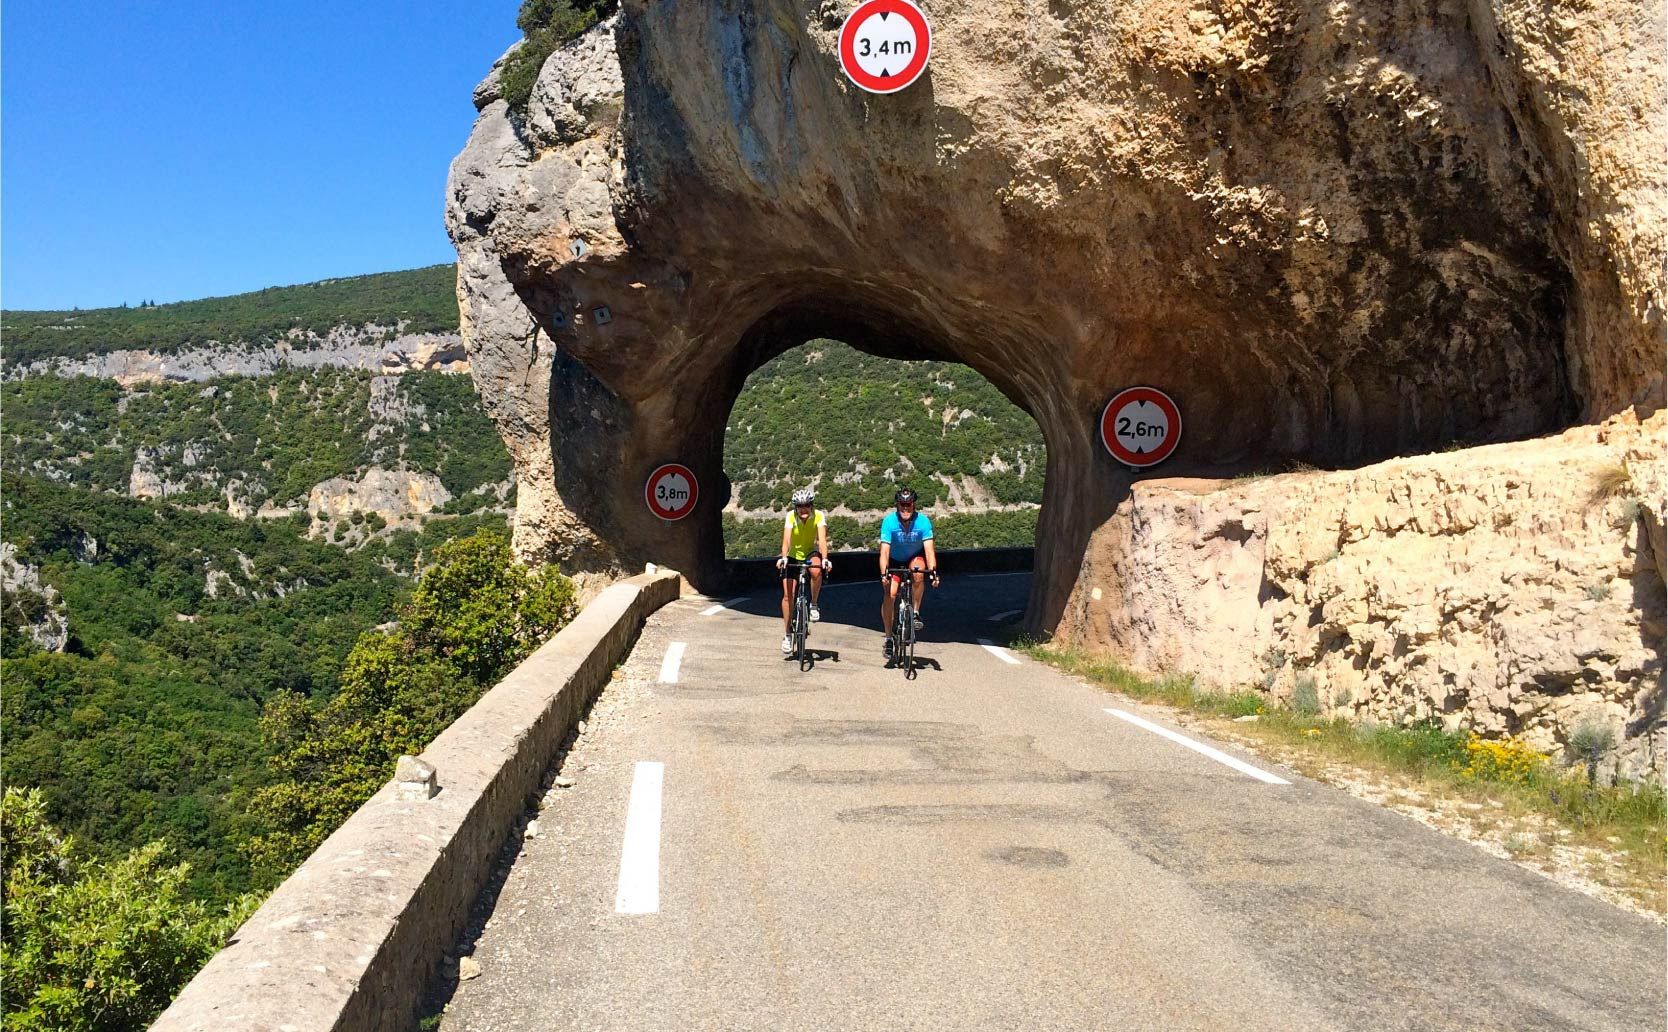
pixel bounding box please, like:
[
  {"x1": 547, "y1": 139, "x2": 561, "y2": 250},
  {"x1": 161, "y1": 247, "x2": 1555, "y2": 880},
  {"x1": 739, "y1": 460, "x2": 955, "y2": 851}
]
[
  {"x1": 1100, "y1": 387, "x2": 1182, "y2": 468},
  {"x1": 839, "y1": 0, "x2": 933, "y2": 94}
]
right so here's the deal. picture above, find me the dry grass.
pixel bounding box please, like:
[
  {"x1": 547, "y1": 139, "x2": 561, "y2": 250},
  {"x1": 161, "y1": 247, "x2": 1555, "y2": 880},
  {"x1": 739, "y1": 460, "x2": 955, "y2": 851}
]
[{"x1": 1585, "y1": 462, "x2": 1632, "y2": 509}]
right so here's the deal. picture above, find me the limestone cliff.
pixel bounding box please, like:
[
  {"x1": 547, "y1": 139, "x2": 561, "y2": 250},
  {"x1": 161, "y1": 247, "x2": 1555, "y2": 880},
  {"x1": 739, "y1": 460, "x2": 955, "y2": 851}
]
[
  {"x1": 446, "y1": 1, "x2": 1663, "y2": 761},
  {"x1": 3, "y1": 324, "x2": 466, "y2": 384},
  {"x1": 1069, "y1": 409, "x2": 1665, "y2": 777}
]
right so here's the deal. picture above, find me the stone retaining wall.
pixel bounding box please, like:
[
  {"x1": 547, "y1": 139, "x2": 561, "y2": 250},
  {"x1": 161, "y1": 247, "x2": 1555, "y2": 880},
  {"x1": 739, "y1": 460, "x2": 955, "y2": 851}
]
[{"x1": 152, "y1": 570, "x2": 682, "y2": 1032}]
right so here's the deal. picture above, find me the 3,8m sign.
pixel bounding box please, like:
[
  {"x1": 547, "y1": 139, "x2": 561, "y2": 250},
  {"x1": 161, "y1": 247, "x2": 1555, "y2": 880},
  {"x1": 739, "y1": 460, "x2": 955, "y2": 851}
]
[{"x1": 645, "y1": 463, "x2": 699, "y2": 521}]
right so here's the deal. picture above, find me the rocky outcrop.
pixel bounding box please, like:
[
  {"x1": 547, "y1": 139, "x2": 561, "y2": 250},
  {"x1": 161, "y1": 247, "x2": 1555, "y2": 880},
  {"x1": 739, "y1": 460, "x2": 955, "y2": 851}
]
[
  {"x1": 307, "y1": 467, "x2": 454, "y2": 529},
  {"x1": 448, "y1": 1, "x2": 1661, "y2": 609},
  {"x1": 1, "y1": 543, "x2": 69, "y2": 653},
  {"x1": 1064, "y1": 410, "x2": 1665, "y2": 778},
  {"x1": 4, "y1": 324, "x2": 466, "y2": 384}
]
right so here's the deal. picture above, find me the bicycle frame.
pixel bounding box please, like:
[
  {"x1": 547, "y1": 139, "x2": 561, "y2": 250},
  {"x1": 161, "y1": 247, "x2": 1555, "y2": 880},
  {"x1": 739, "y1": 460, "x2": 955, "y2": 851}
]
[
  {"x1": 885, "y1": 565, "x2": 920, "y2": 679},
  {"x1": 783, "y1": 561, "x2": 815, "y2": 669}
]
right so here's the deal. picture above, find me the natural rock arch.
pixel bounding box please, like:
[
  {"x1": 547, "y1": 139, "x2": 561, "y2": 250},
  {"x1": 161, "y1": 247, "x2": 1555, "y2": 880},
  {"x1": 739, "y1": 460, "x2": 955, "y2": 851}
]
[{"x1": 447, "y1": 0, "x2": 1662, "y2": 643}]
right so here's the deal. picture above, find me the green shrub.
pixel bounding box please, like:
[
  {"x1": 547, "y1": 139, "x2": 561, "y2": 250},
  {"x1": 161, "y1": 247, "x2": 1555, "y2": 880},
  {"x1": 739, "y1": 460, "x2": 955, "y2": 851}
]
[
  {"x1": 500, "y1": 1, "x2": 619, "y2": 113},
  {"x1": 1290, "y1": 673, "x2": 1321, "y2": 716},
  {"x1": 1, "y1": 788, "x2": 258, "y2": 1031}
]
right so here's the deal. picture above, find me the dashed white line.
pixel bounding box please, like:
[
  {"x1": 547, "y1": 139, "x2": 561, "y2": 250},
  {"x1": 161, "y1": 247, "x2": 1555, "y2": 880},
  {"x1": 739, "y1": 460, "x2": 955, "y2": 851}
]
[
  {"x1": 699, "y1": 597, "x2": 748, "y2": 616},
  {"x1": 658, "y1": 642, "x2": 686, "y2": 683},
  {"x1": 1104, "y1": 708, "x2": 1291, "y2": 785},
  {"x1": 987, "y1": 609, "x2": 1022, "y2": 623},
  {"x1": 614, "y1": 761, "x2": 665, "y2": 914},
  {"x1": 977, "y1": 639, "x2": 1022, "y2": 665}
]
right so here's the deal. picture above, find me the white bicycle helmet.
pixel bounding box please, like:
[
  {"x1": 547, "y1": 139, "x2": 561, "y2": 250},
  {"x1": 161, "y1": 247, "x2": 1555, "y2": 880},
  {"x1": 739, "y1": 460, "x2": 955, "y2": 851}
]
[{"x1": 791, "y1": 488, "x2": 816, "y2": 508}]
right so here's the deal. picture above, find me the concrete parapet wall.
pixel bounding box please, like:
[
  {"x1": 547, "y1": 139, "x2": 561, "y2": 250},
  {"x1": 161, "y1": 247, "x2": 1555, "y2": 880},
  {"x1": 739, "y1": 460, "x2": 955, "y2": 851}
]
[{"x1": 152, "y1": 570, "x2": 683, "y2": 1032}]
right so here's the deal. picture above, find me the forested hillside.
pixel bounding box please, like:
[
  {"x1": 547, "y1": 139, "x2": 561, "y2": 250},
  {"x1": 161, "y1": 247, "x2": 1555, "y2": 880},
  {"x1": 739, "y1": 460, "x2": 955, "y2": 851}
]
[
  {"x1": 1, "y1": 472, "x2": 510, "y2": 901},
  {"x1": 2, "y1": 368, "x2": 511, "y2": 515},
  {"x1": 0, "y1": 265, "x2": 458, "y2": 366}
]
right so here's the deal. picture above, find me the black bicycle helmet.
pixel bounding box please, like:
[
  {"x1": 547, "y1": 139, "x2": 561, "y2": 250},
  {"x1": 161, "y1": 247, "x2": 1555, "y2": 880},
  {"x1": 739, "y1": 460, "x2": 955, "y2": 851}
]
[{"x1": 894, "y1": 486, "x2": 917, "y2": 506}]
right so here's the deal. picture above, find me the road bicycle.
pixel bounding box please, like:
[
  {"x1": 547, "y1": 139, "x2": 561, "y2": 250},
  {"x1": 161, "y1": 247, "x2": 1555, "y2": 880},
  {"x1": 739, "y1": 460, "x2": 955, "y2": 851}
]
[
  {"x1": 885, "y1": 565, "x2": 927, "y2": 679},
  {"x1": 783, "y1": 560, "x2": 815, "y2": 670}
]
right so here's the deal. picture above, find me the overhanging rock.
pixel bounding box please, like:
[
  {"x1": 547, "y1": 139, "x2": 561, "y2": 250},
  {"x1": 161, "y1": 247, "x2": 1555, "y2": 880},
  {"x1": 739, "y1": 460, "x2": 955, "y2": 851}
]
[{"x1": 446, "y1": 0, "x2": 1662, "y2": 643}]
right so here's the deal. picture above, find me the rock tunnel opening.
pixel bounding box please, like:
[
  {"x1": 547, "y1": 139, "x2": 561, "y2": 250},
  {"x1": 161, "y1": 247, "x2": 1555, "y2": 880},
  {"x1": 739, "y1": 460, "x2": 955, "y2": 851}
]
[{"x1": 718, "y1": 336, "x2": 1046, "y2": 564}]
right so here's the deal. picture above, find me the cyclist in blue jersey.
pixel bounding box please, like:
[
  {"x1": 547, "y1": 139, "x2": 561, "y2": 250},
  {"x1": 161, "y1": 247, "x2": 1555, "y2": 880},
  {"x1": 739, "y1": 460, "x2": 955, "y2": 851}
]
[{"x1": 878, "y1": 486, "x2": 939, "y2": 660}]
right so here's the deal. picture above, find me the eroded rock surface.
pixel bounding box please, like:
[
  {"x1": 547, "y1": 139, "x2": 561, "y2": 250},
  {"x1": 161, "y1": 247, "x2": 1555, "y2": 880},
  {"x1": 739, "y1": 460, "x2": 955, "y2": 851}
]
[
  {"x1": 447, "y1": 0, "x2": 1663, "y2": 761},
  {"x1": 1068, "y1": 410, "x2": 1665, "y2": 776},
  {"x1": 307, "y1": 467, "x2": 453, "y2": 529},
  {"x1": 1, "y1": 542, "x2": 69, "y2": 653}
]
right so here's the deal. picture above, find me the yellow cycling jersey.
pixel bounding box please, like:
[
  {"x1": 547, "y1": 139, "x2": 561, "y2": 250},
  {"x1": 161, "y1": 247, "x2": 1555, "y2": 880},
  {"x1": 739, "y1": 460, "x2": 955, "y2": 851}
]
[{"x1": 784, "y1": 508, "x2": 826, "y2": 560}]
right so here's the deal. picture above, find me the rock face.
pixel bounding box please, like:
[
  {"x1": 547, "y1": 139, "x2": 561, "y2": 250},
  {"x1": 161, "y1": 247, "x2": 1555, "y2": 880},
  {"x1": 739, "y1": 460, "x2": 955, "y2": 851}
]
[
  {"x1": 307, "y1": 468, "x2": 453, "y2": 528},
  {"x1": 1067, "y1": 410, "x2": 1665, "y2": 778},
  {"x1": 4, "y1": 325, "x2": 465, "y2": 384},
  {"x1": 1, "y1": 543, "x2": 69, "y2": 653},
  {"x1": 447, "y1": 3, "x2": 1662, "y2": 762}
]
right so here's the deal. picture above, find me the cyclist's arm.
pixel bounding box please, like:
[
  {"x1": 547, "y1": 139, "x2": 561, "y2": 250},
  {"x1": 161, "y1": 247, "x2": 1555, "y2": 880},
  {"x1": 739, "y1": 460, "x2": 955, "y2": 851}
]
[
  {"x1": 878, "y1": 540, "x2": 891, "y2": 577},
  {"x1": 817, "y1": 518, "x2": 830, "y2": 565},
  {"x1": 779, "y1": 519, "x2": 792, "y2": 561},
  {"x1": 923, "y1": 537, "x2": 938, "y2": 573}
]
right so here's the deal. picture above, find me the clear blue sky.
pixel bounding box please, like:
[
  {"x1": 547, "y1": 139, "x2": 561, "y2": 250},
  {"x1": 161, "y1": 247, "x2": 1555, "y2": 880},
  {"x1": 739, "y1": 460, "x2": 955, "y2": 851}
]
[{"x1": 2, "y1": 2, "x2": 521, "y2": 310}]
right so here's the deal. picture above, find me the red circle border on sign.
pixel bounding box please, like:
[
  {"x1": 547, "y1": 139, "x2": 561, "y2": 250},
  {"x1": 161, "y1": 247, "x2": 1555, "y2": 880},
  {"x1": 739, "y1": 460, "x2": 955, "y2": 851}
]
[
  {"x1": 1100, "y1": 387, "x2": 1182, "y2": 468},
  {"x1": 838, "y1": 0, "x2": 932, "y2": 94},
  {"x1": 645, "y1": 463, "x2": 699, "y2": 521}
]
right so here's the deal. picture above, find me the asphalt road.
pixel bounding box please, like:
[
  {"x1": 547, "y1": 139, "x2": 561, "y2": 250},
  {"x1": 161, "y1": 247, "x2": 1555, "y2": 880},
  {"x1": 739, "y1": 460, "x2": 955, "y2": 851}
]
[{"x1": 437, "y1": 573, "x2": 1664, "y2": 1031}]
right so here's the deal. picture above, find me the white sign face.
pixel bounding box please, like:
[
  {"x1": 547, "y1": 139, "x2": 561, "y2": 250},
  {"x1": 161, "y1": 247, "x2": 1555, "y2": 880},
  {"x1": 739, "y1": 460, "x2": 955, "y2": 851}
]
[
  {"x1": 839, "y1": 0, "x2": 933, "y2": 94},
  {"x1": 851, "y1": 16, "x2": 918, "y2": 77},
  {"x1": 1111, "y1": 399, "x2": 1169, "y2": 451}
]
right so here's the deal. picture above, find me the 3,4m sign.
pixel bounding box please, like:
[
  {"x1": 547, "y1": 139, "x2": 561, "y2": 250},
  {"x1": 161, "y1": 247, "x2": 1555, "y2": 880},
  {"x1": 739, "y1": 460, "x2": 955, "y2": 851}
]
[
  {"x1": 1100, "y1": 387, "x2": 1182, "y2": 468},
  {"x1": 645, "y1": 463, "x2": 698, "y2": 521},
  {"x1": 838, "y1": 0, "x2": 932, "y2": 94}
]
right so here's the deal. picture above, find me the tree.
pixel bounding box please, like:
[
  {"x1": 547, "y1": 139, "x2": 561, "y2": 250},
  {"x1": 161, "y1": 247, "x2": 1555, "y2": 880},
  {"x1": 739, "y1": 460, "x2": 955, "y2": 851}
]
[{"x1": 1, "y1": 788, "x2": 257, "y2": 1032}]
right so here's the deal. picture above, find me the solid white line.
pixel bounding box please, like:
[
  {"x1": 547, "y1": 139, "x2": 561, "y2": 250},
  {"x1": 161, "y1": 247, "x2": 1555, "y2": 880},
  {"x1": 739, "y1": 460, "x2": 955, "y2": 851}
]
[
  {"x1": 977, "y1": 639, "x2": 1022, "y2": 665},
  {"x1": 987, "y1": 609, "x2": 1022, "y2": 623},
  {"x1": 658, "y1": 642, "x2": 686, "y2": 683},
  {"x1": 699, "y1": 597, "x2": 747, "y2": 616},
  {"x1": 614, "y1": 761, "x2": 665, "y2": 914},
  {"x1": 1104, "y1": 708, "x2": 1290, "y2": 785}
]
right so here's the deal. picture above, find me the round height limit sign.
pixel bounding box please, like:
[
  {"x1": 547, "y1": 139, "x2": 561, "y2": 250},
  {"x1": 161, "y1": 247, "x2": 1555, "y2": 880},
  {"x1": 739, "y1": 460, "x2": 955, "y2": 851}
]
[
  {"x1": 839, "y1": 0, "x2": 932, "y2": 94},
  {"x1": 1100, "y1": 387, "x2": 1182, "y2": 468},
  {"x1": 645, "y1": 463, "x2": 698, "y2": 521}
]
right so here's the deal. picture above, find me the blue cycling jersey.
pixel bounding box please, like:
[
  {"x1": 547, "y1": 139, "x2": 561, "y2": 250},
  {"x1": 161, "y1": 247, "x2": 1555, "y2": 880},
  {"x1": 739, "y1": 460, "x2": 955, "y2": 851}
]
[{"x1": 879, "y1": 510, "x2": 934, "y2": 561}]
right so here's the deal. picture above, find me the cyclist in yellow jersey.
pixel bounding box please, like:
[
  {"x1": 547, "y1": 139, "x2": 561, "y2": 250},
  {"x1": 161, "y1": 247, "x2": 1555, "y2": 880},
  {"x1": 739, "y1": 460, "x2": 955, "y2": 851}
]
[{"x1": 776, "y1": 487, "x2": 832, "y2": 654}]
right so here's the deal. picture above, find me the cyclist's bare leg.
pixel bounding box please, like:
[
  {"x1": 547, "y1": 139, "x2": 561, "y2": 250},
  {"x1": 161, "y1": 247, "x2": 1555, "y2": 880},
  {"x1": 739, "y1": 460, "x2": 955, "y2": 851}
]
[
  {"x1": 881, "y1": 574, "x2": 898, "y2": 635},
  {"x1": 809, "y1": 555, "x2": 824, "y2": 605},
  {"x1": 908, "y1": 555, "x2": 928, "y2": 615},
  {"x1": 780, "y1": 575, "x2": 795, "y2": 632}
]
